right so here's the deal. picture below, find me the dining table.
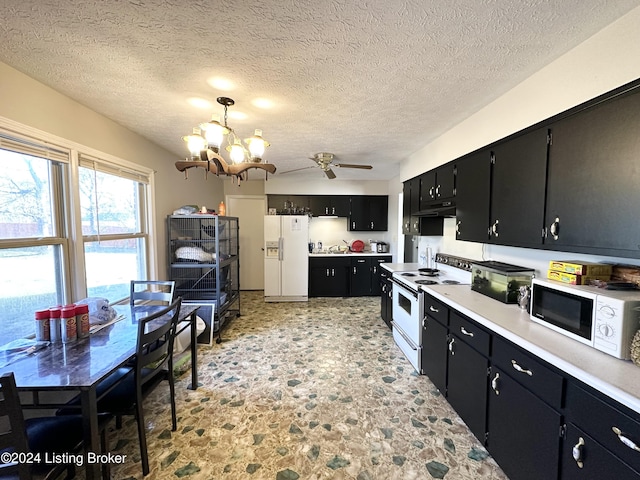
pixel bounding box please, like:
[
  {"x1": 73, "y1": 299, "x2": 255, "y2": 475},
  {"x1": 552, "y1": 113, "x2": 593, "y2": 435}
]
[{"x1": 0, "y1": 303, "x2": 200, "y2": 480}]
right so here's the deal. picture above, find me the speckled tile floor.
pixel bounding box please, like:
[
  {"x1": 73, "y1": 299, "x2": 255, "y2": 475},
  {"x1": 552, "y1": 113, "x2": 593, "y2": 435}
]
[{"x1": 107, "y1": 291, "x2": 509, "y2": 479}]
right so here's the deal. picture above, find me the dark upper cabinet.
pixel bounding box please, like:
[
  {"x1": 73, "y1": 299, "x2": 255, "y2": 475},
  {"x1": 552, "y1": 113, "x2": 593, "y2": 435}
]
[
  {"x1": 309, "y1": 195, "x2": 350, "y2": 217},
  {"x1": 419, "y1": 162, "x2": 456, "y2": 210},
  {"x1": 349, "y1": 195, "x2": 388, "y2": 231},
  {"x1": 545, "y1": 88, "x2": 640, "y2": 255},
  {"x1": 454, "y1": 150, "x2": 491, "y2": 242},
  {"x1": 403, "y1": 179, "x2": 445, "y2": 236},
  {"x1": 267, "y1": 195, "x2": 309, "y2": 213},
  {"x1": 489, "y1": 127, "x2": 549, "y2": 248}
]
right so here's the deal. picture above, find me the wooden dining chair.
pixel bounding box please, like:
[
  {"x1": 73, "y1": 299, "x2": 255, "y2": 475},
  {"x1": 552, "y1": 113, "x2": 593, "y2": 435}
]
[
  {"x1": 90, "y1": 297, "x2": 182, "y2": 476},
  {"x1": 130, "y1": 280, "x2": 175, "y2": 305},
  {"x1": 0, "y1": 372, "x2": 111, "y2": 480}
]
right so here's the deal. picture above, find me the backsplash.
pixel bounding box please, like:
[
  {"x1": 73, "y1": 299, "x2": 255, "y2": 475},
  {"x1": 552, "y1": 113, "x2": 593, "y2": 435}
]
[
  {"x1": 309, "y1": 217, "x2": 391, "y2": 252},
  {"x1": 414, "y1": 217, "x2": 640, "y2": 278}
]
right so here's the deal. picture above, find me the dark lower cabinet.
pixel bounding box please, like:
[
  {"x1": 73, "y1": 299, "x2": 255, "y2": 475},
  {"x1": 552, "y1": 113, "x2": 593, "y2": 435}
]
[
  {"x1": 561, "y1": 423, "x2": 640, "y2": 479},
  {"x1": 421, "y1": 315, "x2": 448, "y2": 394},
  {"x1": 380, "y1": 270, "x2": 392, "y2": 328},
  {"x1": 446, "y1": 314, "x2": 490, "y2": 443},
  {"x1": 308, "y1": 257, "x2": 349, "y2": 297},
  {"x1": 487, "y1": 365, "x2": 562, "y2": 480},
  {"x1": 311, "y1": 256, "x2": 390, "y2": 297}
]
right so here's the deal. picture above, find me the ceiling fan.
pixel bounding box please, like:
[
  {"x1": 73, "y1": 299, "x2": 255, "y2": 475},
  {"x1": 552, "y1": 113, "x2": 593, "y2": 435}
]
[{"x1": 280, "y1": 152, "x2": 373, "y2": 179}]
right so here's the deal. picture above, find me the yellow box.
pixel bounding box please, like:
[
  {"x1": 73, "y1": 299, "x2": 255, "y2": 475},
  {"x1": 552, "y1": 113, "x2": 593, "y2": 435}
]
[
  {"x1": 547, "y1": 270, "x2": 610, "y2": 285},
  {"x1": 548, "y1": 261, "x2": 612, "y2": 276}
]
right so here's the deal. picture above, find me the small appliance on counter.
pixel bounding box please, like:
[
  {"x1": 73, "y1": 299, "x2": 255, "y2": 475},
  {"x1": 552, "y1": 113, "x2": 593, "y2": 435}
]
[
  {"x1": 471, "y1": 260, "x2": 534, "y2": 304},
  {"x1": 375, "y1": 242, "x2": 389, "y2": 253}
]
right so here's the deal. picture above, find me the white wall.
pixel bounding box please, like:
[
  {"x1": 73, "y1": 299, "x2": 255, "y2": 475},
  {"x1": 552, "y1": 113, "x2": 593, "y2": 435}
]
[
  {"x1": 0, "y1": 61, "x2": 225, "y2": 278},
  {"x1": 404, "y1": 6, "x2": 640, "y2": 275}
]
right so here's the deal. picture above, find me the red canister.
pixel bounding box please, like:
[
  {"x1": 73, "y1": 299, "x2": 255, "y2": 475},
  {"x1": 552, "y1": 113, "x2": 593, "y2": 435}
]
[
  {"x1": 35, "y1": 309, "x2": 50, "y2": 342},
  {"x1": 49, "y1": 306, "x2": 62, "y2": 343},
  {"x1": 61, "y1": 305, "x2": 77, "y2": 343},
  {"x1": 75, "y1": 304, "x2": 90, "y2": 338}
]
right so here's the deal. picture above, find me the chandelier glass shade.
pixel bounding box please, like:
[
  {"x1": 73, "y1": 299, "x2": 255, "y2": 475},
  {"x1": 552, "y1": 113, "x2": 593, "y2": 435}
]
[{"x1": 177, "y1": 97, "x2": 276, "y2": 182}]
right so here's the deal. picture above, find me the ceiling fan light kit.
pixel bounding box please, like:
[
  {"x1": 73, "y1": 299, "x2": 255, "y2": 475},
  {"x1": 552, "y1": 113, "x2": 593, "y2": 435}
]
[{"x1": 177, "y1": 96, "x2": 276, "y2": 184}]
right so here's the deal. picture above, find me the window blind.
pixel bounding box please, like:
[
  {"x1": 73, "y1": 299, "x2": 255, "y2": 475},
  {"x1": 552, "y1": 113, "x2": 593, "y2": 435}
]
[
  {"x1": 0, "y1": 133, "x2": 69, "y2": 163},
  {"x1": 78, "y1": 153, "x2": 151, "y2": 184}
]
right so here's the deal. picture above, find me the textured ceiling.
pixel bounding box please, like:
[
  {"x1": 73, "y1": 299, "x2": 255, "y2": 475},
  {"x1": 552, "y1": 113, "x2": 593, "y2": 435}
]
[{"x1": 1, "y1": 1, "x2": 638, "y2": 181}]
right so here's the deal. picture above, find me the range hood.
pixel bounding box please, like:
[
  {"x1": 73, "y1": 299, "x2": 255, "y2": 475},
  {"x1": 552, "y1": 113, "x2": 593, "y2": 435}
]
[{"x1": 415, "y1": 200, "x2": 456, "y2": 217}]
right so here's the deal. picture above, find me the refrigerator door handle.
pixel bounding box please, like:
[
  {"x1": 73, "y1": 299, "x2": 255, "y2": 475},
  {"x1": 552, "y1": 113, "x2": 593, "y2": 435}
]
[{"x1": 278, "y1": 237, "x2": 284, "y2": 261}]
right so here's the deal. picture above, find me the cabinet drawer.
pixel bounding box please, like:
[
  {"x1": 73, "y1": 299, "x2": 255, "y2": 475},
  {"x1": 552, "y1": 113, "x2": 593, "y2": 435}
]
[
  {"x1": 424, "y1": 294, "x2": 449, "y2": 326},
  {"x1": 492, "y1": 336, "x2": 564, "y2": 409},
  {"x1": 562, "y1": 422, "x2": 640, "y2": 479},
  {"x1": 450, "y1": 311, "x2": 491, "y2": 357},
  {"x1": 565, "y1": 381, "x2": 640, "y2": 473}
]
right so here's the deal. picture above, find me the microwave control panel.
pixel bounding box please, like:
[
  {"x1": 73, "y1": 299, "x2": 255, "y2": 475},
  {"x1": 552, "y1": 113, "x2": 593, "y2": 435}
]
[{"x1": 593, "y1": 297, "x2": 640, "y2": 359}]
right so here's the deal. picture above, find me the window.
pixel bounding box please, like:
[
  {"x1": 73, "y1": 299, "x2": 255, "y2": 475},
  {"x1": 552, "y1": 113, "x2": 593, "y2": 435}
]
[
  {"x1": 0, "y1": 132, "x2": 154, "y2": 347},
  {"x1": 0, "y1": 144, "x2": 69, "y2": 345},
  {"x1": 79, "y1": 158, "x2": 149, "y2": 301}
]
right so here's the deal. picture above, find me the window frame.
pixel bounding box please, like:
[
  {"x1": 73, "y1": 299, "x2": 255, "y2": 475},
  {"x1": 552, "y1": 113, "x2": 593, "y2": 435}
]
[{"x1": 0, "y1": 117, "x2": 157, "y2": 317}]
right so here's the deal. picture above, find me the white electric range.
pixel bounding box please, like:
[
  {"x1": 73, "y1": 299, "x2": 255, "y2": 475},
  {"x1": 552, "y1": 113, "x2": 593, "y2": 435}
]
[{"x1": 390, "y1": 254, "x2": 474, "y2": 373}]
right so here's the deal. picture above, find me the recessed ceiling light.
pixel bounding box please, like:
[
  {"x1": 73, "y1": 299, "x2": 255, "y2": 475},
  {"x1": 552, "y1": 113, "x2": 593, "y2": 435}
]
[
  {"x1": 187, "y1": 97, "x2": 212, "y2": 109},
  {"x1": 207, "y1": 77, "x2": 235, "y2": 91},
  {"x1": 252, "y1": 98, "x2": 273, "y2": 109},
  {"x1": 228, "y1": 110, "x2": 247, "y2": 121}
]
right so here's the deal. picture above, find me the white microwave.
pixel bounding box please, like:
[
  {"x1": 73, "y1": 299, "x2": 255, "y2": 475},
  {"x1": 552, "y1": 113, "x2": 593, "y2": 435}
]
[{"x1": 530, "y1": 278, "x2": 640, "y2": 359}]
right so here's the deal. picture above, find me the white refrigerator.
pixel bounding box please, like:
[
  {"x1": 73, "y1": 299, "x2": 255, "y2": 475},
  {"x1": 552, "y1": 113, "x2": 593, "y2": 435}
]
[{"x1": 264, "y1": 215, "x2": 309, "y2": 302}]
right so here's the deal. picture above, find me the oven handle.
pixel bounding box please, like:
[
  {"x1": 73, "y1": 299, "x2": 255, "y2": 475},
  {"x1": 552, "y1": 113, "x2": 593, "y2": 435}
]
[
  {"x1": 391, "y1": 279, "x2": 419, "y2": 299},
  {"x1": 391, "y1": 322, "x2": 418, "y2": 351}
]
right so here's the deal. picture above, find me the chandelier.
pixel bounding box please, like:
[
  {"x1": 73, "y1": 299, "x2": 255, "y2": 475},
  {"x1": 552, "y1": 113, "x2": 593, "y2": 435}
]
[{"x1": 176, "y1": 97, "x2": 276, "y2": 183}]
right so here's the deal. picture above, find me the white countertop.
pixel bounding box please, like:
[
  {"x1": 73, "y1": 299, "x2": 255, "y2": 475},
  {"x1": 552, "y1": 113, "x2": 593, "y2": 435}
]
[
  {"x1": 423, "y1": 284, "x2": 640, "y2": 414},
  {"x1": 309, "y1": 252, "x2": 392, "y2": 257},
  {"x1": 380, "y1": 262, "x2": 420, "y2": 271}
]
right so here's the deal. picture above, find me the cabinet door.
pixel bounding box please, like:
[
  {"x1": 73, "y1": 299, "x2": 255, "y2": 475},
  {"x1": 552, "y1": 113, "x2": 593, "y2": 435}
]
[
  {"x1": 419, "y1": 171, "x2": 437, "y2": 209},
  {"x1": 350, "y1": 257, "x2": 371, "y2": 296},
  {"x1": 447, "y1": 335, "x2": 488, "y2": 442},
  {"x1": 368, "y1": 196, "x2": 388, "y2": 231},
  {"x1": 487, "y1": 366, "x2": 561, "y2": 480},
  {"x1": 421, "y1": 316, "x2": 448, "y2": 393},
  {"x1": 370, "y1": 257, "x2": 391, "y2": 296},
  {"x1": 561, "y1": 423, "x2": 640, "y2": 479},
  {"x1": 435, "y1": 163, "x2": 456, "y2": 200},
  {"x1": 309, "y1": 259, "x2": 349, "y2": 297},
  {"x1": 455, "y1": 150, "x2": 491, "y2": 242},
  {"x1": 331, "y1": 196, "x2": 350, "y2": 217},
  {"x1": 309, "y1": 195, "x2": 331, "y2": 216},
  {"x1": 490, "y1": 128, "x2": 548, "y2": 247},
  {"x1": 402, "y1": 182, "x2": 412, "y2": 234},
  {"x1": 545, "y1": 89, "x2": 640, "y2": 254},
  {"x1": 349, "y1": 196, "x2": 369, "y2": 231}
]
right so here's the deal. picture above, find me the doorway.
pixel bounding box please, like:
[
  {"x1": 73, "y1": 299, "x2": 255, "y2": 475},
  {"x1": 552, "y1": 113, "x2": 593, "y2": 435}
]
[{"x1": 226, "y1": 195, "x2": 266, "y2": 290}]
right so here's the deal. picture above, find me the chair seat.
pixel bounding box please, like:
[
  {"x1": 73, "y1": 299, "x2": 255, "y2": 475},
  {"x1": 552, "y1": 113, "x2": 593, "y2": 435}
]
[{"x1": 96, "y1": 367, "x2": 169, "y2": 413}]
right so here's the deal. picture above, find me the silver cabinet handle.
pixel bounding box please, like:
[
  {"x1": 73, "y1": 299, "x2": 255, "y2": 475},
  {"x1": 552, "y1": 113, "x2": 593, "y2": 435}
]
[
  {"x1": 460, "y1": 326, "x2": 474, "y2": 337},
  {"x1": 326, "y1": 268, "x2": 330, "y2": 276},
  {"x1": 373, "y1": 266, "x2": 377, "y2": 274},
  {"x1": 612, "y1": 427, "x2": 640, "y2": 452},
  {"x1": 352, "y1": 221, "x2": 356, "y2": 229},
  {"x1": 491, "y1": 372, "x2": 500, "y2": 395},
  {"x1": 549, "y1": 216, "x2": 560, "y2": 240},
  {"x1": 353, "y1": 267, "x2": 356, "y2": 274},
  {"x1": 429, "y1": 305, "x2": 439, "y2": 313},
  {"x1": 491, "y1": 220, "x2": 499, "y2": 237},
  {"x1": 435, "y1": 185, "x2": 440, "y2": 197},
  {"x1": 572, "y1": 437, "x2": 585, "y2": 468},
  {"x1": 331, "y1": 268, "x2": 335, "y2": 276},
  {"x1": 429, "y1": 186, "x2": 434, "y2": 198},
  {"x1": 511, "y1": 360, "x2": 533, "y2": 376},
  {"x1": 331, "y1": 207, "x2": 335, "y2": 215},
  {"x1": 456, "y1": 221, "x2": 461, "y2": 236},
  {"x1": 370, "y1": 221, "x2": 374, "y2": 229},
  {"x1": 448, "y1": 337, "x2": 456, "y2": 355}
]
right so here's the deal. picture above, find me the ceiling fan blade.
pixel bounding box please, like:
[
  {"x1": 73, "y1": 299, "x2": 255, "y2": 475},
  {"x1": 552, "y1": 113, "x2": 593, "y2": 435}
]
[
  {"x1": 279, "y1": 166, "x2": 316, "y2": 174},
  {"x1": 335, "y1": 163, "x2": 373, "y2": 170},
  {"x1": 324, "y1": 168, "x2": 337, "y2": 179}
]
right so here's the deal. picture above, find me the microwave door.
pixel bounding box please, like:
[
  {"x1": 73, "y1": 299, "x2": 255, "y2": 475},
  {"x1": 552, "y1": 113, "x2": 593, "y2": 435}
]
[{"x1": 531, "y1": 284, "x2": 594, "y2": 344}]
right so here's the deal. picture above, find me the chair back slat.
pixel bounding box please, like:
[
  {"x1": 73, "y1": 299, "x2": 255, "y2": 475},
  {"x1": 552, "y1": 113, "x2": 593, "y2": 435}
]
[
  {"x1": 135, "y1": 298, "x2": 182, "y2": 386},
  {"x1": 130, "y1": 280, "x2": 175, "y2": 305},
  {"x1": 0, "y1": 372, "x2": 32, "y2": 479}
]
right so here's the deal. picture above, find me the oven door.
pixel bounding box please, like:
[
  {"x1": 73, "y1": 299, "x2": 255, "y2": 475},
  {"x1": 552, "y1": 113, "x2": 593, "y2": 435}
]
[{"x1": 392, "y1": 281, "x2": 423, "y2": 372}]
